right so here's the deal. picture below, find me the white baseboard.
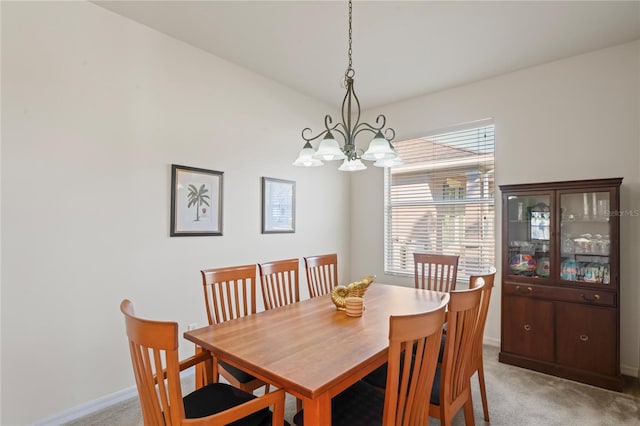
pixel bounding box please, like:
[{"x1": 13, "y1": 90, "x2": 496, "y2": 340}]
[
  {"x1": 34, "y1": 371, "x2": 196, "y2": 425},
  {"x1": 33, "y1": 385, "x2": 138, "y2": 426},
  {"x1": 621, "y1": 364, "x2": 639, "y2": 378},
  {"x1": 483, "y1": 336, "x2": 500, "y2": 348}
]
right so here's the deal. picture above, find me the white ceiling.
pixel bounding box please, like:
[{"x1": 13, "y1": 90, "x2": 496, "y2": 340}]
[{"x1": 94, "y1": 1, "x2": 640, "y2": 109}]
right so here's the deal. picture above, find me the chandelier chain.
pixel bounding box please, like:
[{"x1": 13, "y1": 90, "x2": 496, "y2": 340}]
[{"x1": 347, "y1": 0, "x2": 353, "y2": 76}]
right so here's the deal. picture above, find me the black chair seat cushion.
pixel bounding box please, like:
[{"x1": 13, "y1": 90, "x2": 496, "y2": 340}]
[
  {"x1": 364, "y1": 334, "x2": 446, "y2": 389},
  {"x1": 430, "y1": 365, "x2": 442, "y2": 406},
  {"x1": 438, "y1": 334, "x2": 446, "y2": 363},
  {"x1": 183, "y1": 382, "x2": 277, "y2": 426},
  {"x1": 362, "y1": 351, "x2": 411, "y2": 389},
  {"x1": 292, "y1": 380, "x2": 384, "y2": 426},
  {"x1": 220, "y1": 360, "x2": 260, "y2": 384},
  {"x1": 361, "y1": 362, "x2": 389, "y2": 389}
]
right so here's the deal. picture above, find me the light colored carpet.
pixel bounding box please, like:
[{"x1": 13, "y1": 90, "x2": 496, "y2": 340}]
[{"x1": 66, "y1": 346, "x2": 640, "y2": 425}]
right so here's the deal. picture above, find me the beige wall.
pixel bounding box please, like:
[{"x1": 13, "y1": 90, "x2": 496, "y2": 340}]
[
  {"x1": 2, "y1": 1, "x2": 639, "y2": 424},
  {"x1": 1, "y1": 2, "x2": 350, "y2": 424},
  {"x1": 350, "y1": 40, "x2": 640, "y2": 377}
]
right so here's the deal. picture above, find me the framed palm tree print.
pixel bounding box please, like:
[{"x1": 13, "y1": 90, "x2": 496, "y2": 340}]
[{"x1": 170, "y1": 164, "x2": 223, "y2": 236}]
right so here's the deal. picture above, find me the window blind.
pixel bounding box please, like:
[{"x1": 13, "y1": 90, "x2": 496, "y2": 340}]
[{"x1": 384, "y1": 122, "x2": 495, "y2": 284}]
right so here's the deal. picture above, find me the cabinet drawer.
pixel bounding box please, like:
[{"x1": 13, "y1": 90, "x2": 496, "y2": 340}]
[
  {"x1": 556, "y1": 302, "x2": 617, "y2": 376},
  {"x1": 502, "y1": 295, "x2": 554, "y2": 362},
  {"x1": 503, "y1": 282, "x2": 616, "y2": 307}
]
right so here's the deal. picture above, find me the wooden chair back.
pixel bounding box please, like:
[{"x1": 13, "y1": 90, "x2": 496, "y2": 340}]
[
  {"x1": 469, "y1": 267, "x2": 496, "y2": 422},
  {"x1": 430, "y1": 282, "x2": 484, "y2": 425},
  {"x1": 383, "y1": 294, "x2": 449, "y2": 425},
  {"x1": 120, "y1": 299, "x2": 193, "y2": 425},
  {"x1": 469, "y1": 268, "x2": 496, "y2": 370},
  {"x1": 200, "y1": 264, "x2": 269, "y2": 394},
  {"x1": 413, "y1": 253, "x2": 459, "y2": 292},
  {"x1": 258, "y1": 258, "x2": 300, "y2": 310},
  {"x1": 201, "y1": 264, "x2": 257, "y2": 325},
  {"x1": 304, "y1": 253, "x2": 338, "y2": 298},
  {"x1": 121, "y1": 299, "x2": 286, "y2": 426}
]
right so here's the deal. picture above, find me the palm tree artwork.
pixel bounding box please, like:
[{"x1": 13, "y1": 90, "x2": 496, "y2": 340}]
[{"x1": 187, "y1": 184, "x2": 210, "y2": 222}]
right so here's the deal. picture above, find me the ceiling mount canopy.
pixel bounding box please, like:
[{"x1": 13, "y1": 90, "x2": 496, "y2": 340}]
[{"x1": 293, "y1": 0, "x2": 403, "y2": 171}]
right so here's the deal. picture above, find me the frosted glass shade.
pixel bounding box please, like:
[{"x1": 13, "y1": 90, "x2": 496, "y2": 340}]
[
  {"x1": 373, "y1": 157, "x2": 404, "y2": 168},
  {"x1": 361, "y1": 131, "x2": 397, "y2": 161},
  {"x1": 313, "y1": 132, "x2": 346, "y2": 161},
  {"x1": 293, "y1": 144, "x2": 323, "y2": 167},
  {"x1": 338, "y1": 158, "x2": 367, "y2": 171}
]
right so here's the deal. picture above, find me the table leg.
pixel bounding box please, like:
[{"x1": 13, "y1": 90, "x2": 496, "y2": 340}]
[{"x1": 303, "y1": 393, "x2": 331, "y2": 426}]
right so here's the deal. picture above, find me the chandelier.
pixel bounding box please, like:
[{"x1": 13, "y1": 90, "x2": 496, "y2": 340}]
[{"x1": 293, "y1": 0, "x2": 403, "y2": 171}]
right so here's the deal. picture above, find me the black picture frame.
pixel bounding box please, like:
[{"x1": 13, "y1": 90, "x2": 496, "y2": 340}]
[
  {"x1": 261, "y1": 177, "x2": 295, "y2": 234},
  {"x1": 170, "y1": 164, "x2": 223, "y2": 237}
]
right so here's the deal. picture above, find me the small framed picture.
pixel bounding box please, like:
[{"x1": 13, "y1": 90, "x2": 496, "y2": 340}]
[
  {"x1": 170, "y1": 164, "x2": 223, "y2": 236},
  {"x1": 262, "y1": 177, "x2": 295, "y2": 234}
]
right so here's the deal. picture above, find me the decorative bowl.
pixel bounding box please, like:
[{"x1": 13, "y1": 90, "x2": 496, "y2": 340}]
[{"x1": 331, "y1": 275, "x2": 375, "y2": 310}]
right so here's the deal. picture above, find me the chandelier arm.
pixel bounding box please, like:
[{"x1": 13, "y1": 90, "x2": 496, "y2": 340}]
[
  {"x1": 323, "y1": 114, "x2": 335, "y2": 130},
  {"x1": 352, "y1": 125, "x2": 380, "y2": 140},
  {"x1": 301, "y1": 128, "x2": 329, "y2": 143},
  {"x1": 384, "y1": 127, "x2": 396, "y2": 142},
  {"x1": 331, "y1": 124, "x2": 348, "y2": 144},
  {"x1": 301, "y1": 115, "x2": 343, "y2": 143},
  {"x1": 373, "y1": 114, "x2": 387, "y2": 129},
  {"x1": 341, "y1": 77, "x2": 362, "y2": 147},
  {"x1": 352, "y1": 121, "x2": 397, "y2": 143},
  {"x1": 351, "y1": 80, "x2": 362, "y2": 134}
]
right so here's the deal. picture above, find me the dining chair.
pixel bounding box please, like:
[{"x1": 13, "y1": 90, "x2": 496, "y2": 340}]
[
  {"x1": 361, "y1": 252, "x2": 457, "y2": 390},
  {"x1": 292, "y1": 293, "x2": 450, "y2": 426},
  {"x1": 303, "y1": 253, "x2": 338, "y2": 298},
  {"x1": 413, "y1": 253, "x2": 459, "y2": 292},
  {"x1": 258, "y1": 258, "x2": 303, "y2": 411},
  {"x1": 258, "y1": 258, "x2": 300, "y2": 310},
  {"x1": 468, "y1": 268, "x2": 496, "y2": 422},
  {"x1": 120, "y1": 299, "x2": 287, "y2": 426},
  {"x1": 361, "y1": 253, "x2": 458, "y2": 390},
  {"x1": 199, "y1": 264, "x2": 270, "y2": 395},
  {"x1": 429, "y1": 282, "x2": 484, "y2": 426}
]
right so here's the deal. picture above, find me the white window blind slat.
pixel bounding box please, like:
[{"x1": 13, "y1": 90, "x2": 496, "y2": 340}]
[{"x1": 384, "y1": 123, "x2": 496, "y2": 284}]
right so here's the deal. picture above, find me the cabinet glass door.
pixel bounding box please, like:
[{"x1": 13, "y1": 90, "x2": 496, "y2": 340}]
[
  {"x1": 506, "y1": 194, "x2": 551, "y2": 279},
  {"x1": 559, "y1": 191, "x2": 611, "y2": 285}
]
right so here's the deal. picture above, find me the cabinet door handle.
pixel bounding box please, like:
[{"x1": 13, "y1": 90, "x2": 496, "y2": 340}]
[
  {"x1": 523, "y1": 324, "x2": 532, "y2": 331},
  {"x1": 579, "y1": 334, "x2": 589, "y2": 342},
  {"x1": 516, "y1": 286, "x2": 533, "y2": 294},
  {"x1": 581, "y1": 293, "x2": 600, "y2": 302}
]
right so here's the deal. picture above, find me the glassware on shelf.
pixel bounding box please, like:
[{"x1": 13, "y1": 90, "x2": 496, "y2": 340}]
[
  {"x1": 600, "y1": 236, "x2": 610, "y2": 255},
  {"x1": 597, "y1": 199, "x2": 610, "y2": 219},
  {"x1": 562, "y1": 234, "x2": 575, "y2": 254},
  {"x1": 573, "y1": 235, "x2": 592, "y2": 254},
  {"x1": 561, "y1": 259, "x2": 577, "y2": 281},
  {"x1": 561, "y1": 258, "x2": 610, "y2": 284}
]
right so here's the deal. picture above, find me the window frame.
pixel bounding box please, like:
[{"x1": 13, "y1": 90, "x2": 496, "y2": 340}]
[{"x1": 383, "y1": 121, "x2": 496, "y2": 283}]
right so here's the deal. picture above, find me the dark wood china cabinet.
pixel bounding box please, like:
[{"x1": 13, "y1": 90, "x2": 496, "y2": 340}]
[{"x1": 499, "y1": 178, "x2": 623, "y2": 391}]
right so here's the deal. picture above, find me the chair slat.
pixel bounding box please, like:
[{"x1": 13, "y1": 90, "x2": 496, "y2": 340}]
[
  {"x1": 304, "y1": 254, "x2": 338, "y2": 298},
  {"x1": 414, "y1": 253, "x2": 459, "y2": 292},
  {"x1": 259, "y1": 258, "x2": 300, "y2": 310}
]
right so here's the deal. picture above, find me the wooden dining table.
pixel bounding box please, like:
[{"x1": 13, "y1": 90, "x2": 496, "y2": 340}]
[{"x1": 184, "y1": 282, "x2": 446, "y2": 426}]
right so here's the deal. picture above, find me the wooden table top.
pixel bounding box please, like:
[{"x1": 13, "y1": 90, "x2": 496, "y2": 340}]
[{"x1": 184, "y1": 283, "x2": 446, "y2": 401}]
